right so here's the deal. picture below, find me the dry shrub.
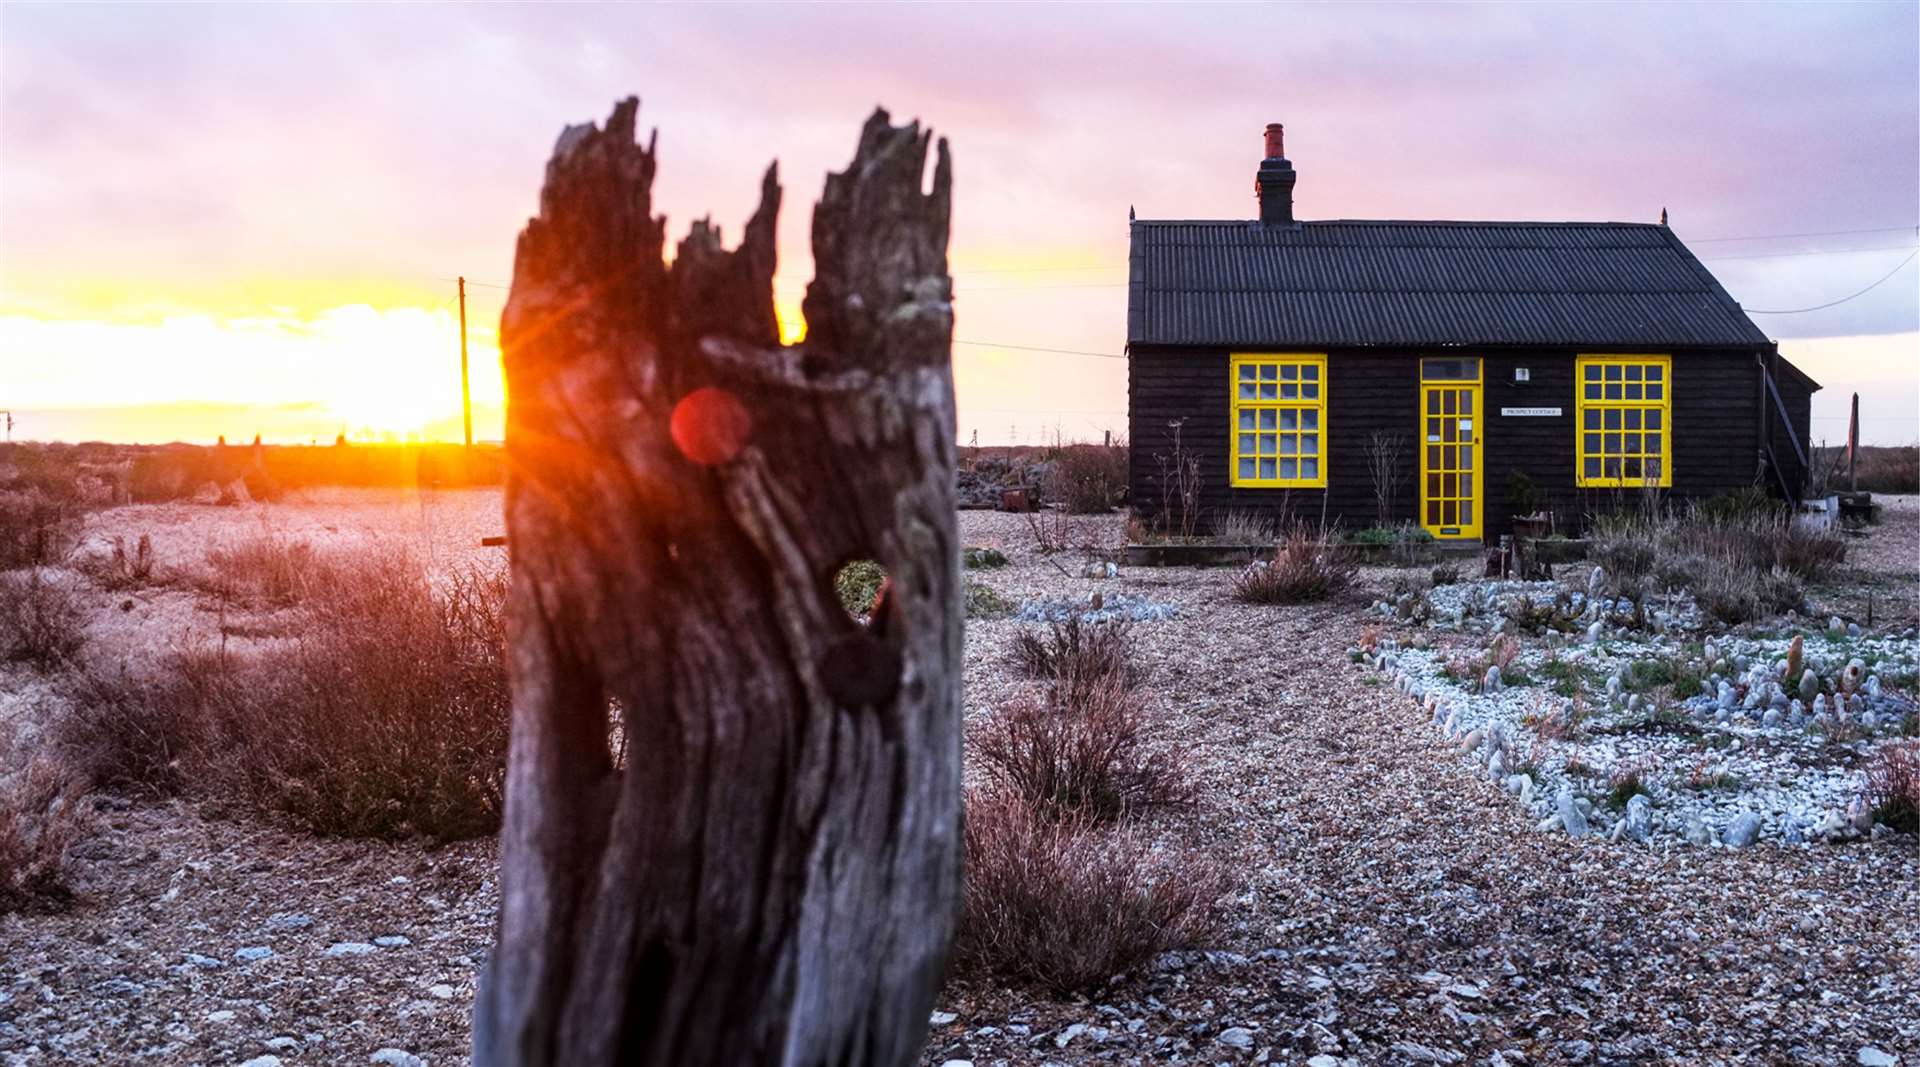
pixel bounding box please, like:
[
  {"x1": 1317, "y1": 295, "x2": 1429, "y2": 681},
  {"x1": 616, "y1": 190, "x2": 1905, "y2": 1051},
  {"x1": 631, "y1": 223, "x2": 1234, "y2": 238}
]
[
  {"x1": 1233, "y1": 530, "x2": 1355, "y2": 604},
  {"x1": 1009, "y1": 615, "x2": 1139, "y2": 697},
  {"x1": 973, "y1": 677, "x2": 1188, "y2": 823},
  {"x1": 59, "y1": 548, "x2": 509, "y2": 841},
  {"x1": 1211, "y1": 509, "x2": 1276, "y2": 546},
  {"x1": 0, "y1": 489, "x2": 80, "y2": 570},
  {"x1": 0, "y1": 756, "x2": 92, "y2": 915},
  {"x1": 1692, "y1": 555, "x2": 1803, "y2": 625},
  {"x1": 0, "y1": 569, "x2": 87, "y2": 670},
  {"x1": 199, "y1": 531, "x2": 327, "y2": 605},
  {"x1": 1865, "y1": 739, "x2": 1920, "y2": 833},
  {"x1": 953, "y1": 789, "x2": 1222, "y2": 993},
  {"x1": 1046, "y1": 443, "x2": 1129, "y2": 514}
]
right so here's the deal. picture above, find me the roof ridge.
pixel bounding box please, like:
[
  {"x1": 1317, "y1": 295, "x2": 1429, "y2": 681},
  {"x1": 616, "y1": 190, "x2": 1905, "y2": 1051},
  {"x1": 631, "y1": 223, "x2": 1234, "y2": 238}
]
[{"x1": 1131, "y1": 218, "x2": 1666, "y2": 229}]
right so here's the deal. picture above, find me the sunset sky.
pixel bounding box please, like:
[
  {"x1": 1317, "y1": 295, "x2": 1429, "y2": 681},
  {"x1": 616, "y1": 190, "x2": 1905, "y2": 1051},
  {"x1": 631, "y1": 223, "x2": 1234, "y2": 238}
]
[{"x1": 3, "y1": 3, "x2": 1916, "y2": 445}]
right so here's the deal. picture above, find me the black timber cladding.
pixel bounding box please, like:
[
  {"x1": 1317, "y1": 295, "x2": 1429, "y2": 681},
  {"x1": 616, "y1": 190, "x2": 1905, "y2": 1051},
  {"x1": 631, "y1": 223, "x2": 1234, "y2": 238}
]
[{"x1": 1127, "y1": 220, "x2": 1772, "y2": 349}]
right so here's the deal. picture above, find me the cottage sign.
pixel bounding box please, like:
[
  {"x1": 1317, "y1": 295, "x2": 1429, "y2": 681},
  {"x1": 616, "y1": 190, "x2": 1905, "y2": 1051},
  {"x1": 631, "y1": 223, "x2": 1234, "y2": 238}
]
[{"x1": 1501, "y1": 406, "x2": 1563, "y2": 417}]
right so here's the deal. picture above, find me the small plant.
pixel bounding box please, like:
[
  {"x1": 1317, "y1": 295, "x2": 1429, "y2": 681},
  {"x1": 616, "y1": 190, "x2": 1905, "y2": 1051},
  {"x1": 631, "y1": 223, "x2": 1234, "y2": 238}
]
[
  {"x1": 0, "y1": 756, "x2": 92, "y2": 915},
  {"x1": 1233, "y1": 530, "x2": 1356, "y2": 605},
  {"x1": 0, "y1": 569, "x2": 87, "y2": 670},
  {"x1": 1153, "y1": 419, "x2": 1201, "y2": 543},
  {"x1": 1365, "y1": 431, "x2": 1408, "y2": 526},
  {"x1": 952, "y1": 789, "x2": 1223, "y2": 994},
  {"x1": 1864, "y1": 740, "x2": 1920, "y2": 832},
  {"x1": 1607, "y1": 755, "x2": 1657, "y2": 808},
  {"x1": 962, "y1": 546, "x2": 1009, "y2": 569},
  {"x1": 1430, "y1": 563, "x2": 1461, "y2": 586},
  {"x1": 1009, "y1": 616, "x2": 1139, "y2": 697},
  {"x1": 80, "y1": 534, "x2": 157, "y2": 591},
  {"x1": 972, "y1": 678, "x2": 1189, "y2": 822},
  {"x1": 834, "y1": 559, "x2": 887, "y2": 618},
  {"x1": 964, "y1": 580, "x2": 1014, "y2": 620}
]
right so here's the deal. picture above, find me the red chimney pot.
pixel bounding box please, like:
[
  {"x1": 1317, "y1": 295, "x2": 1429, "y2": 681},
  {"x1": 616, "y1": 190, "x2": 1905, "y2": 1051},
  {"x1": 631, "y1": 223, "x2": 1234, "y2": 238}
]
[{"x1": 1264, "y1": 123, "x2": 1285, "y2": 160}]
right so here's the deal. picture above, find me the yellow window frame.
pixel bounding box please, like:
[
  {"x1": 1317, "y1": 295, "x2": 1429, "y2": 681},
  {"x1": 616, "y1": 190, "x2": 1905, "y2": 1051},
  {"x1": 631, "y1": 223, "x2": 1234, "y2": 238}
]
[
  {"x1": 1418, "y1": 357, "x2": 1484, "y2": 541},
  {"x1": 1229, "y1": 353, "x2": 1328, "y2": 488},
  {"x1": 1575, "y1": 354, "x2": 1673, "y2": 488}
]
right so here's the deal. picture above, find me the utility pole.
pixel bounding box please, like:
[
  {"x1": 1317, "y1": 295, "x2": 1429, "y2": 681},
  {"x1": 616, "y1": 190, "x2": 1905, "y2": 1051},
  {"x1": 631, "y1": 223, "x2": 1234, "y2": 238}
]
[
  {"x1": 2, "y1": 411, "x2": 11, "y2": 442},
  {"x1": 459, "y1": 276, "x2": 473, "y2": 452}
]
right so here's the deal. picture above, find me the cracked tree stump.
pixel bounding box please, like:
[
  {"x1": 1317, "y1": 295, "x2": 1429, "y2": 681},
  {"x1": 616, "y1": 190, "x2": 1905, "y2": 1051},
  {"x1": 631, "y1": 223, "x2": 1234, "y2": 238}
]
[{"x1": 472, "y1": 97, "x2": 961, "y2": 1066}]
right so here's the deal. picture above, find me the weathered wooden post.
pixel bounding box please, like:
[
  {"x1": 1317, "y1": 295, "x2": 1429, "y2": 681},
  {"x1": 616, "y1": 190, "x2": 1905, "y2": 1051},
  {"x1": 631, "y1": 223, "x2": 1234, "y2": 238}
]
[{"x1": 473, "y1": 97, "x2": 961, "y2": 1066}]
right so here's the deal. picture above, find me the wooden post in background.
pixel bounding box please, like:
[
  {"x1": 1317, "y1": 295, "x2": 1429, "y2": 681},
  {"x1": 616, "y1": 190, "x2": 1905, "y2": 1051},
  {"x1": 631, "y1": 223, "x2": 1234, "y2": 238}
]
[{"x1": 473, "y1": 97, "x2": 961, "y2": 1066}]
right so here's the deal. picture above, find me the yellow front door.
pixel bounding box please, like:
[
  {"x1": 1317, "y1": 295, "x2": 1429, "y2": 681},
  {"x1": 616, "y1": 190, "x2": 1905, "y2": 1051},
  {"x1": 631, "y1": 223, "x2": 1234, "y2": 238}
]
[{"x1": 1419, "y1": 358, "x2": 1483, "y2": 541}]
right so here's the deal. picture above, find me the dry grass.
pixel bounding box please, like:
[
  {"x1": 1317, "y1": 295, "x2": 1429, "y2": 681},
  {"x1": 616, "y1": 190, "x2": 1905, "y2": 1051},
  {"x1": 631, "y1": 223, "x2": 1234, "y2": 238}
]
[
  {"x1": 952, "y1": 789, "x2": 1223, "y2": 994},
  {"x1": 0, "y1": 756, "x2": 92, "y2": 915},
  {"x1": 0, "y1": 569, "x2": 87, "y2": 670},
  {"x1": 1233, "y1": 530, "x2": 1357, "y2": 604},
  {"x1": 1865, "y1": 739, "x2": 1920, "y2": 833},
  {"x1": 57, "y1": 546, "x2": 510, "y2": 841},
  {"x1": 197, "y1": 531, "x2": 330, "y2": 605},
  {"x1": 972, "y1": 677, "x2": 1190, "y2": 823}
]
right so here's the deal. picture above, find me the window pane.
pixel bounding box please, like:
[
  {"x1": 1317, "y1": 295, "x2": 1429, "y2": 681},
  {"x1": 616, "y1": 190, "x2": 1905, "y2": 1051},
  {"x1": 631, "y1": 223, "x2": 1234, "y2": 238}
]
[
  {"x1": 1459, "y1": 447, "x2": 1473, "y2": 470},
  {"x1": 1584, "y1": 364, "x2": 1601, "y2": 382},
  {"x1": 1624, "y1": 433, "x2": 1641, "y2": 452},
  {"x1": 1278, "y1": 459, "x2": 1295, "y2": 479},
  {"x1": 1279, "y1": 436, "x2": 1297, "y2": 455},
  {"x1": 1239, "y1": 433, "x2": 1256, "y2": 454},
  {"x1": 1301, "y1": 458, "x2": 1318, "y2": 479},
  {"x1": 1584, "y1": 457, "x2": 1601, "y2": 478},
  {"x1": 1239, "y1": 365, "x2": 1257, "y2": 381},
  {"x1": 1300, "y1": 433, "x2": 1318, "y2": 456},
  {"x1": 1279, "y1": 410, "x2": 1297, "y2": 430},
  {"x1": 1604, "y1": 409, "x2": 1622, "y2": 430},
  {"x1": 1624, "y1": 384, "x2": 1642, "y2": 401},
  {"x1": 1605, "y1": 364, "x2": 1622, "y2": 381},
  {"x1": 1624, "y1": 409, "x2": 1641, "y2": 430},
  {"x1": 1584, "y1": 432, "x2": 1601, "y2": 453},
  {"x1": 1280, "y1": 383, "x2": 1298, "y2": 399},
  {"x1": 1260, "y1": 458, "x2": 1277, "y2": 479},
  {"x1": 1428, "y1": 392, "x2": 1442, "y2": 414},
  {"x1": 1302, "y1": 410, "x2": 1319, "y2": 429},
  {"x1": 1427, "y1": 446, "x2": 1441, "y2": 468},
  {"x1": 1604, "y1": 384, "x2": 1622, "y2": 400},
  {"x1": 1646, "y1": 410, "x2": 1662, "y2": 430},
  {"x1": 1646, "y1": 364, "x2": 1663, "y2": 381},
  {"x1": 1646, "y1": 384, "x2": 1663, "y2": 401},
  {"x1": 1646, "y1": 458, "x2": 1663, "y2": 477},
  {"x1": 1443, "y1": 392, "x2": 1457, "y2": 415},
  {"x1": 1584, "y1": 409, "x2": 1601, "y2": 429},
  {"x1": 1260, "y1": 364, "x2": 1277, "y2": 381},
  {"x1": 1302, "y1": 364, "x2": 1319, "y2": 381},
  {"x1": 1604, "y1": 457, "x2": 1622, "y2": 477},
  {"x1": 1427, "y1": 473, "x2": 1441, "y2": 496},
  {"x1": 1239, "y1": 458, "x2": 1257, "y2": 479},
  {"x1": 1239, "y1": 410, "x2": 1256, "y2": 429},
  {"x1": 1239, "y1": 384, "x2": 1257, "y2": 400},
  {"x1": 1460, "y1": 502, "x2": 1473, "y2": 525},
  {"x1": 1280, "y1": 364, "x2": 1297, "y2": 380},
  {"x1": 1302, "y1": 384, "x2": 1318, "y2": 399},
  {"x1": 1259, "y1": 410, "x2": 1277, "y2": 429},
  {"x1": 1585, "y1": 384, "x2": 1602, "y2": 400},
  {"x1": 1260, "y1": 383, "x2": 1278, "y2": 399},
  {"x1": 1460, "y1": 392, "x2": 1473, "y2": 415},
  {"x1": 1427, "y1": 501, "x2": 1442, "y2": 524},
  {"x1": 1646, "y1": 434, "x2": 1662, "y2": 455},
  {"x1": 1623, "y1": 457, "x2": 1643, "y2": 479},
  {"x1": 1605, "y1": 433, "x2": 1621, "y2": 454},
  {"x1": 1624, "y1": 364, "x2": 1642, "y2": 381},
  {"x1": 1263, "y1": 435, "x2": 1280, "y2": 455}
]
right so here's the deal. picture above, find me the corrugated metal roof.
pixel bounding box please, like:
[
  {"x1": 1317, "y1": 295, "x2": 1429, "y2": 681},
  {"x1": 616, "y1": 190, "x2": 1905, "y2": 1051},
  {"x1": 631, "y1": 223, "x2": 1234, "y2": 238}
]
[{"x1": 1127, "y1": 220, "x2": 1772, "y2": 348}]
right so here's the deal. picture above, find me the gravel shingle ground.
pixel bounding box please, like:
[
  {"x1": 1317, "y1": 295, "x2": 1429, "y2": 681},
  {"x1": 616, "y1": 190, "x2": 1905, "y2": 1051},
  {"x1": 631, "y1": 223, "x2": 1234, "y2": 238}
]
[{"x1": 3, "y1": 491, "x2": 1915, "y2": 1066}]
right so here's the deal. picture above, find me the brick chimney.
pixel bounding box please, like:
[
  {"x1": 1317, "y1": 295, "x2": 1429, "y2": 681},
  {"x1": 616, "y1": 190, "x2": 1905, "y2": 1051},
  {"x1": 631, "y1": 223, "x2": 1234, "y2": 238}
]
[{"x1": 1256, "y1": 122, "x2": 1296, "y2": 225}]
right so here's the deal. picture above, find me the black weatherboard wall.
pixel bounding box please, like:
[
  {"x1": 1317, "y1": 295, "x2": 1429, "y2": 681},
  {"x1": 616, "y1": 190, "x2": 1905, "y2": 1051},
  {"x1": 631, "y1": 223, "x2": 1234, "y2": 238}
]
[{"x1": 1129, "y1": 345, "x2": 1800, "y2": 536}]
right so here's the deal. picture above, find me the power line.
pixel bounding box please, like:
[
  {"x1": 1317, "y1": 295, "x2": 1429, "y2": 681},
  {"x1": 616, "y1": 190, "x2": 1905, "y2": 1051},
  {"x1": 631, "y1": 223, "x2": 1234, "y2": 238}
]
[
  {"x1": 1744, "y1": 251, "x2": 1918, "y2": 314},
  {"x1": 1686, "y1": 224, "x2": 1918, "y2": 244},
  {"x1": 1699, "y1": 244, "x2": 1919, "y2": 262},
  {"x1": 954, "y1": 339, "x2": 1125, "y2": 360}
]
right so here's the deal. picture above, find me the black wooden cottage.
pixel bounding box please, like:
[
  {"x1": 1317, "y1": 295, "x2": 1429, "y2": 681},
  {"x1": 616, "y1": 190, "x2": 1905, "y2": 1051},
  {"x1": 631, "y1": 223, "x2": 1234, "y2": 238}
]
[{"x1": 1126, "y1": 125, "x2": 1817, "y2": 543}]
